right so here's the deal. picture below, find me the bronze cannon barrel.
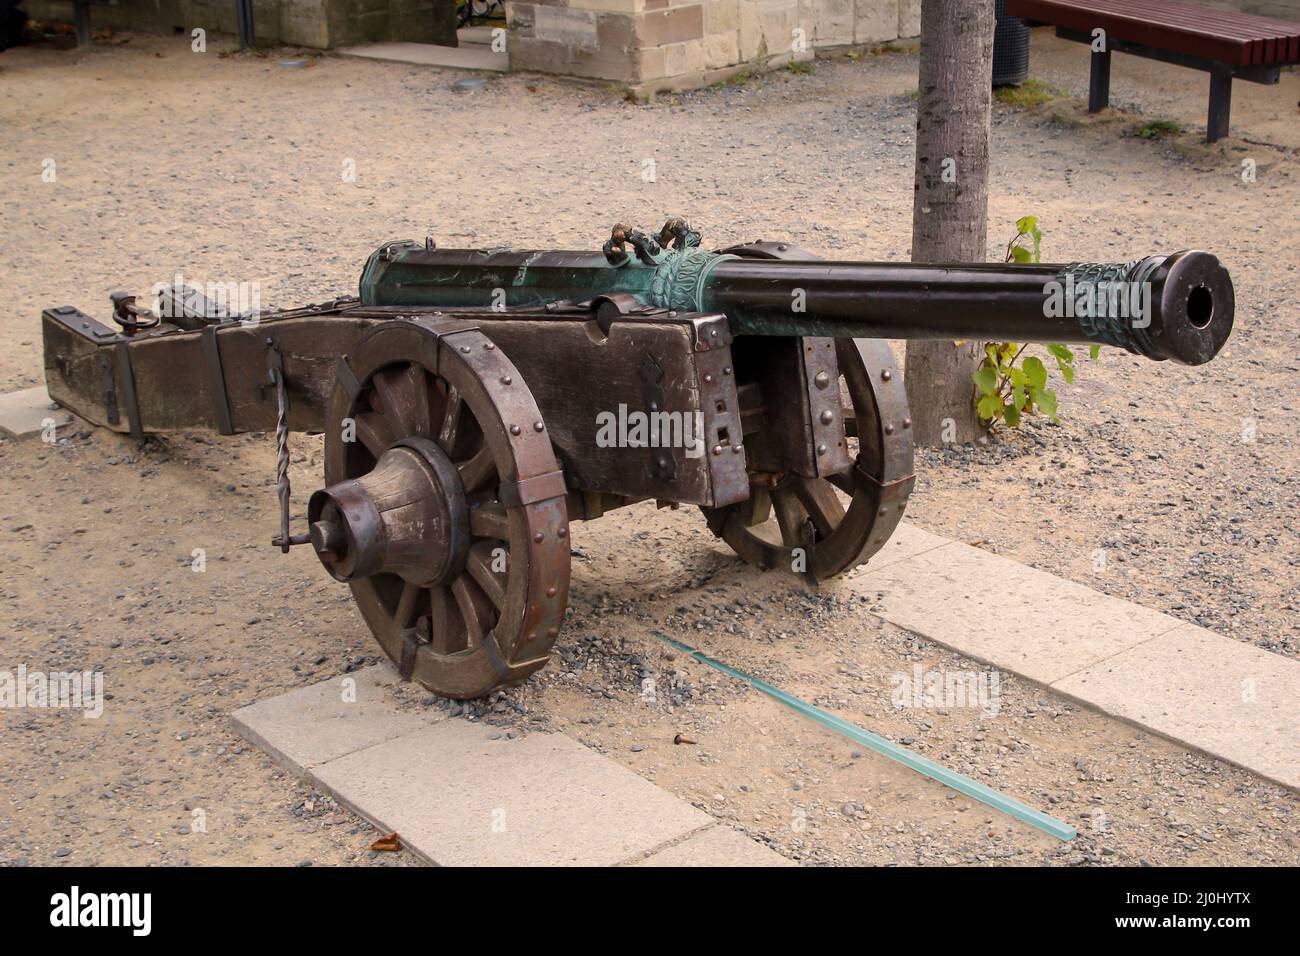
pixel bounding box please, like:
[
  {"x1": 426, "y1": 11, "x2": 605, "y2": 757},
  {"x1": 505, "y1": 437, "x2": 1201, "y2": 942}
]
[{"x1": 359, "y1": 242, "x2": 1234, "y2": 366}]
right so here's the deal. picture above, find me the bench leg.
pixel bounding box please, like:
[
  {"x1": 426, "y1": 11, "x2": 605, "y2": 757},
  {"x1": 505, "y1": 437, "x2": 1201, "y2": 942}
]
[
  {"x1": 73, "y1": 0, "x2": 91, "y2": 48},
  {"x1": 1089, "y1": 47, "x2": 1111, "y2": 113},
  {"x1": 1207, "y1": 70, "x2": 1232, "y2": 143}
]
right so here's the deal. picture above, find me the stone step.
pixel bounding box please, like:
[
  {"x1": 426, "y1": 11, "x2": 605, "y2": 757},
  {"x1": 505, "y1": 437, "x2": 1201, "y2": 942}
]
[{"x1": 336, "y1": 42, "x2": 507, "y2": 73}]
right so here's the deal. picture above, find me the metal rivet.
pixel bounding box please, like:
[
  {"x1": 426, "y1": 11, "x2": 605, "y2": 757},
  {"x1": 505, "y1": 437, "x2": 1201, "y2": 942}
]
[
  {"x1": 777, "y1": 244, "x2": 788, "y2": 251},
  {"x1": 881, "y1": 369, "x2": 892, "y2": 381},
  {"x1": 710, "y1": 329, "x2": 719, "y2": 337},
  {"x1": 732, "y1": 443, "x2": 743, "y2": 453},
  {"x1": 712, "y1": 445, "x2": 723, "y2": 456},
  {"x1": 816, "y1": 444, "x2": 827, "y2": 455},
  {"x1": 547, "y1": 628, "x2": 558, "y2": 638},
  {"x1": 878, "y1": 508, "x2": 887, "y2": 517},
  {"x1": 557, "y1": 527, "x2": 568, "y2": 538},
  {"x1": 533, "y1": 421, "x2": 545, "y2": 432},
  {"x1": 485, "y1": 342, "x2": 495, "y2": 350},
  {"x1": 510, "y1": 425, "x2": 521, "y2": 436},
  {"x1": 546, "y1": 586, "x2": 557, "y2": 597},
  {"x1": 649, "y1": 402, "x2": 659, "y2": 412},
  {"x1": 668, "y1": 311, "x2": 677, "y2": 317},
  {"x1": 814, "y1": 371, "x2": 831, "y2": 389},
  {"x1": 820, "y1": 410, "x2": 834, "y2": 425},
  {"x1": 884, "y1": 424, "x2": 895, "y2": 435},
  {"x1": 500, "y1": 375, "x2": 512, "y2": 385},
  {"x1": 533, "y1": 531, "x2": 544, "y2": 542},
  {"x1": 460, "y1": 346, "x2": 471, "y2": 353},
  {"x1": 704, "y1": 374, "x2": 714, "y2": 384},
  {"x1": 903, "y1": 418, "x2": 912, "y2": 428},
  {"x1": 723, "y1": 366, "x2": 732, "y2": 375}
]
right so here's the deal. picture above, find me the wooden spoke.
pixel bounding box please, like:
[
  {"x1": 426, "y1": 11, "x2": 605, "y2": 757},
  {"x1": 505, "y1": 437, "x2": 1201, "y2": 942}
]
[
  {"x1": 393, "y1": 580, "x2": 420, "y2": 630},
  {"x1": 354, "y1": 412, "x2": 397, "y2": 459},
  {"x1": 739, "y1": 486, "x2": 773, "y2": 528},
  {"x1": 456, "y1": 444, "x2": 496, "y2": 495},
  {"x1": 771, "y1": 487, "x2": 809, "y2": 550},
  {"x1": 792, "y1": 477, "x2": 846, "y2": 539},
  {"x1": 438, "y1": 385, "x2": 463, "y2": 455},
  {"x1": 373, "y1": 364, "x2": 430, "y2": 437},
  {"x1": 469, "y1": 504, "x2": 510, "y2": 540},
  {"x1": 426, "y1": 586, "x2": 465, "y2": 655},
  {"x1": 465, "y1": 542, "x2": 507, "y2": 608},
  {"x1": 451, "y1": 576, "x2": 494, "y2": 650}
]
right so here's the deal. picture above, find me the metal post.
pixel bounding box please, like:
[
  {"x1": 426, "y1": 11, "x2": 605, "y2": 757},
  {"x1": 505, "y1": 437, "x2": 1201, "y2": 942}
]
[
  {"x1": 1207, "y1": 69, "x2": 1232, "y2": 143},
  {"x1": 73, "y1": 0, "x2": 91, "y2": 48},
  {"x1": 237, "y1": 0, "x2": 255, "y2": 50},
  {"x1": 1088, "y1": 46, "x2": 1111, "y2": 112}
]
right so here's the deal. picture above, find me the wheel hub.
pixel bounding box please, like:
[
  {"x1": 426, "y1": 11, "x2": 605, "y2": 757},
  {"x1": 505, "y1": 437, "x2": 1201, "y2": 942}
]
[{"x1": 307, "y1": 435, "x2": 470, "y2": 588}]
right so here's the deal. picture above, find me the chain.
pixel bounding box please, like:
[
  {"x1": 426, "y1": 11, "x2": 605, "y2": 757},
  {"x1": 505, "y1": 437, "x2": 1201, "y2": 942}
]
[{"x1": 267, "y1": 347, "x2": 309, "y2": 552}]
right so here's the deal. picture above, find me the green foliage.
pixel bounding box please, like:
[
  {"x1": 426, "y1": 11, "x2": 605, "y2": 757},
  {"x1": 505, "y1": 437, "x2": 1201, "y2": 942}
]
[
  {"x1": 992, "y1": 80, "x2": 1063, "y2": 109},
  {"x1": 785, "y1": 60, "x2": 816, "y2": 74},
  {"x1": 974, "y1": 218, "x2": 1099, "y2": 431},
  {"x1": 1134, "y1": 119, "x2": 1182, "y2": 139}
]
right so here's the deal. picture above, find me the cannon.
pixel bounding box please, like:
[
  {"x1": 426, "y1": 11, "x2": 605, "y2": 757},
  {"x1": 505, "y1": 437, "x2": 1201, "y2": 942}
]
[{"x1": 41, "y1": 220, "x2": 1234, "y2": 697}]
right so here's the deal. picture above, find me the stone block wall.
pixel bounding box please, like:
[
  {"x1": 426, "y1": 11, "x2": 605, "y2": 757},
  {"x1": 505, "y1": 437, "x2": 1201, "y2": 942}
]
[
  {"x1": 22, "y1": 0, "x2": 455, "y2": 49},
  {"x1": 507, "y1": 0, "x2": 922, "y2": 95}
]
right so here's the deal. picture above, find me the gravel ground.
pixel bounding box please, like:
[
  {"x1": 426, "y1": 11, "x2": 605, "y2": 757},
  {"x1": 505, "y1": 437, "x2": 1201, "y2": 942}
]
[{"x1": 0, "y1": 33, "x2": 1296, "y2": 866}]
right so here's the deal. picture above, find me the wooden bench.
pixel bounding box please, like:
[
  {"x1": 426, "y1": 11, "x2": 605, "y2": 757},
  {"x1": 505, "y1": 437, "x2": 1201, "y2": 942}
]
[{"x1": 1006, "y1": 0, "x2": 1300, "y2": 142}]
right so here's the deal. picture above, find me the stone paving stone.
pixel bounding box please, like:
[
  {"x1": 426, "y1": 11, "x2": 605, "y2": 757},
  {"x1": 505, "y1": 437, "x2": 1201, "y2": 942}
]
[
  {"x1": 231, "y1": 664, "x2": 434, "y2": 772},
  {"x1": 1052, "y1": 623, "x2": 1300, "y2": 789},
  {"x1": 851, "y1": 540, "x2": 1180, "y2": 684},
  {"x1": 311, "y1": 720, "x2": 716, "y2": 866},
  {"x1": 0, "y1": 387, "x2": 72, "y2": 439},
  {"x1": 635, "y1": 825, "x2": 797, "y2": 867},
  {"x1": 337, "y1": 42, "x2": 507, "y2": 72}
]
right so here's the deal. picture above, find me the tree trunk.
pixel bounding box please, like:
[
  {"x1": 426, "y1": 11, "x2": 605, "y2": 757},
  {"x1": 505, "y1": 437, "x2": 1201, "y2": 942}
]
[{"x1": 905, "y1": 0, "x2": 996, "y2": 447}]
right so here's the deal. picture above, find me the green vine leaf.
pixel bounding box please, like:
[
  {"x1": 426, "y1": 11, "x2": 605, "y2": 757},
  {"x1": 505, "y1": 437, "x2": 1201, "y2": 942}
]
[
  {"x1": 973, "y1": 366, "x2": 999, "y2": 396},
  {"x1": 975, "y1": 218, "x2": 1091, "y2": 431},
  {"x1": 1023, "y1": 356, "x2": 1048, "y2": 389}
]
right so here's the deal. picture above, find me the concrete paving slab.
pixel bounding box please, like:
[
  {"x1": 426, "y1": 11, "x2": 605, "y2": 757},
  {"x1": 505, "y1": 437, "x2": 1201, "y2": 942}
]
[
  {"x1": 1052, "y1": 623, "x2": 1300, "y2": 789},
  {"x1": 852, "y1": 540, "x2": 1180, "y2": 685},
  {"x1": 231, "y1": 664, "x2": 435, "y2": 772},
  {"x1": 842, "y1": 520, "x2": 954, "y2": 575},
  {"x1": 311, "y1": 720, "x2": 716, "y2": 866},
  {"x1": 636, "y1": 825, "x2": 797, "y2": 867},
  {"x1": 846, "y1": 526, "x2": 1300, "y2": 791},
  {"x1": 337, "y1": 42, "x2": 507, "y2": 72},
  {"x1": 0, "y1": 387, "x2": 72, "y2": 440}
]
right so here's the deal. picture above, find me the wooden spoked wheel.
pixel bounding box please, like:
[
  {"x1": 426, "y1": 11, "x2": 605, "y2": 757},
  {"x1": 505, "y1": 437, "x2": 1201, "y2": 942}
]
[
  {"x1": 702, "y1": 337, "x2": 915, "y2": 583},
  {"x1": 318, "y1": 318, "x2": 570, "y2": 699}
]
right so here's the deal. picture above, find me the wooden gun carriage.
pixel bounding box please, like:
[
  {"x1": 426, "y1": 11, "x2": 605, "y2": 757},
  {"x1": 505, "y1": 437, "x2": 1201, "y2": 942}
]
[{"x1": 41, "y1": 221, "x2": 1234, "y2": 697}]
